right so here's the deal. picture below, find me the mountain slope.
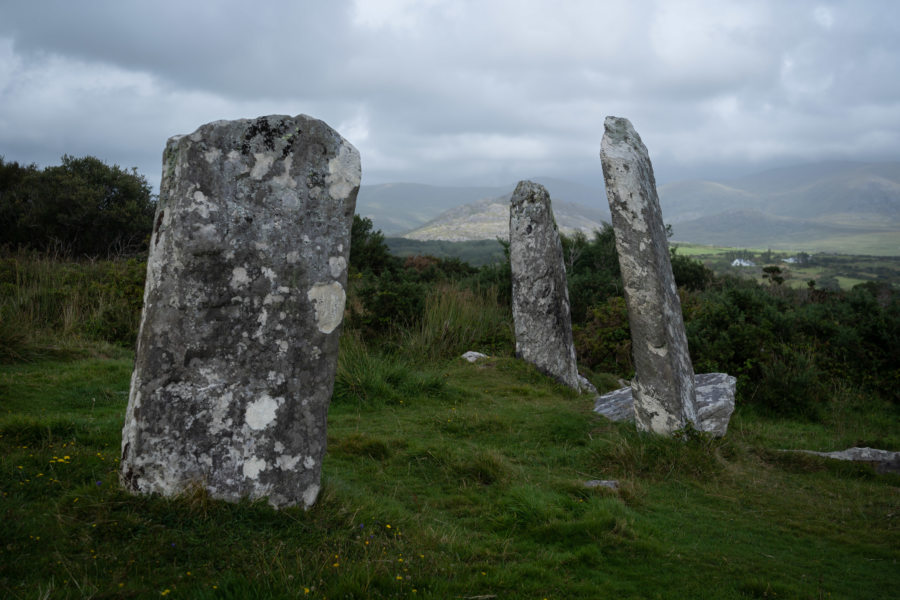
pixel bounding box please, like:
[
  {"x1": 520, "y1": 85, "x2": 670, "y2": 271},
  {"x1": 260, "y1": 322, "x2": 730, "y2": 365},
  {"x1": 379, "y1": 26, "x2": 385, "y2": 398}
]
[
  {"x1": 403, "y1": 193, "x2": 608, "y2": 241},
  {"x1": 358, "y1": 162, "x2": 900, "y2": 254}
]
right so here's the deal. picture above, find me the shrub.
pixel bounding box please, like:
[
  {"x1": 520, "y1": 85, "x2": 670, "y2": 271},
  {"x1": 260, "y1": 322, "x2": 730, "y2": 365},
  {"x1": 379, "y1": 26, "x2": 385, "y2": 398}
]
[
  {"x1": 572, "y1": 296, "x2": 632, "y2": 377},
  {"x1": 0, "y1": 155, "x2": 156, "y2": 257}
]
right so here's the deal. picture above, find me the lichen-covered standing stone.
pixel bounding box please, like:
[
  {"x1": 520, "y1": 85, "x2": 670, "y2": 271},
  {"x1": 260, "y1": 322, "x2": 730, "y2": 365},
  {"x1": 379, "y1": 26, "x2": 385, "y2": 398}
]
[
  {"x1": 120, "y1": 115, "x2": 359, "y2": 508},
  {"x1": 509, "y1": 181, "x2": 585, "y2": 391},
  {"x1": 600, "y1": 116, "x2": 698, "y2": 434}
]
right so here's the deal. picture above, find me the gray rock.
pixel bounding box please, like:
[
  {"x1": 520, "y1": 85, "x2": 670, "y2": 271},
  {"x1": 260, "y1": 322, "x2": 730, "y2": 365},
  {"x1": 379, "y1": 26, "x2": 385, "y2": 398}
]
[
  {"x1": 693, "y1": 373, "x2": 737, "y2": 437},
  {"x1": 461, "y1": 351, "x2": 489, "y2": 363},
  {"x1": 593, "y1": 386, "x2": 634, "y2": 423},
  {"x1": 584, "y1": 479, "x2": 619, "y2": 490},
  {"x1": 509, "y1": 181, "x2": 587, "y2": 392},
  {"x1": 120, "y1": 114, "x2": 360, "y2": 509},
  {"x1": 600, "y1": 116, "x2": 698, "y2": 434},
  {"x1": 594, "y1": 373, "x2": 736, "y2": 437},
  {"x1": 790, "y1": 447, "x2": 900, "y2": 474}
]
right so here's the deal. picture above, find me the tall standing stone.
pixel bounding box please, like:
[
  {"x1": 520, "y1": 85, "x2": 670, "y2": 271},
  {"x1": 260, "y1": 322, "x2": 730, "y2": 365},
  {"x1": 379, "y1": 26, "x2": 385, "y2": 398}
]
[
  {"x1": 599, "y1": 116, "x2": 698, "y2": 434},
  {"x1": 509, "y1": 180, "x2": 587, "y2": 391},
  {"x1": 120, "y1": 115, "x2": 360, "y2": 508}
]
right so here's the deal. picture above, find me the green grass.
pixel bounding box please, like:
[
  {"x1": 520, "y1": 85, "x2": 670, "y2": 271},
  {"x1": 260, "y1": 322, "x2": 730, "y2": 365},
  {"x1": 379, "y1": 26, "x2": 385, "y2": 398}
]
[
  {"x1": 2, "y1": 349, "x2": 898, "y2": 599},
  {"x1": 671, "y1": 245, "x2": 900, "y2": 290}
]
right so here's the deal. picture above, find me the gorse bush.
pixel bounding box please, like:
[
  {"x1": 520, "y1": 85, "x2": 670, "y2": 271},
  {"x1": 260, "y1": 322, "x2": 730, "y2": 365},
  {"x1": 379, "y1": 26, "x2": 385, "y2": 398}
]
[
  {"x1": 685, "y1": 276, "x2": 900, "y2": 417},
  {"x1": 0, "y1": 155, "x2": 156, "y2": 257},
  {"x1": 573, "y1": 296, "x2": 632, "y2": 376}
]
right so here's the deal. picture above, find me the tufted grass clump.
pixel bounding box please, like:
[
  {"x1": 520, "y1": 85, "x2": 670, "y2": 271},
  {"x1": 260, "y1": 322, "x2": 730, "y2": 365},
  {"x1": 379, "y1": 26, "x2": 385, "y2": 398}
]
[
  {"x1": 0, "y1": 251, "x2": 145, "y2": 361},
  {"x1": 399, "y1": 283, "x2": 514, "y2": 363}
]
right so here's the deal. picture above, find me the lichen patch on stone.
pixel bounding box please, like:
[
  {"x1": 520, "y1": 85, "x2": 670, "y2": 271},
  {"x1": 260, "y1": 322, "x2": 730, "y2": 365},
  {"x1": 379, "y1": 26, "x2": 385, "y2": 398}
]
[
  {"x1": 307, "y1": 282, "x2": 346, "y2": 334},
  {"x1": 243, "y1": 456, "x2": 267, "y2": 479},
  {"x1": 245, "y1": 394, "x2": 282, "y2": 430},
  {"x1": 251, "y1": 153, "x2": 275, "y2": 180},
  {"x1": 230, "y1": 267, "x2": 251, "y2": 289},
  {"x1": 326, "y1": 143, "x2": 361, "y2": 201},
  {"x1": 329, "y1": 256, "x2": 347, "y2": 278}
]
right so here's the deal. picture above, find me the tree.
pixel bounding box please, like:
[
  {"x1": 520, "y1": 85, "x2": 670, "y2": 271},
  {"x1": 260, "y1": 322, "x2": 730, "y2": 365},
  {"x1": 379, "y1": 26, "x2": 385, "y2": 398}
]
[
  {"x1": 0, "y1": 155, "x2": 156, "y2": 257},
  {"x1": 349, "y1": 215, "x2": 397, "y2": 275}
]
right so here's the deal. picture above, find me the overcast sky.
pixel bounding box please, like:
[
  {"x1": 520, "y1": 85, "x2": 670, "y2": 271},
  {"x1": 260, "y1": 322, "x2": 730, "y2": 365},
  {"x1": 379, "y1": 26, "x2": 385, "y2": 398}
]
[{"x1": 1, "y1": 0, "x2": 898, "y2": 192}]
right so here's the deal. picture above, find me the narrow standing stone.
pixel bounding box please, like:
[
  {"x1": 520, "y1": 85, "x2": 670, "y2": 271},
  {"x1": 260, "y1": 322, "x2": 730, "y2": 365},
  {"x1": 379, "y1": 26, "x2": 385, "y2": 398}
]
[
  {"x1": 509, "y1": 180, "x2": 586, "y2": 391},
  {"x1": 599, "y1": 116, "x2": 698, "y2": 434},
  {"x1": 120, "y1": 115, "x2": 360, "y2": 508}
]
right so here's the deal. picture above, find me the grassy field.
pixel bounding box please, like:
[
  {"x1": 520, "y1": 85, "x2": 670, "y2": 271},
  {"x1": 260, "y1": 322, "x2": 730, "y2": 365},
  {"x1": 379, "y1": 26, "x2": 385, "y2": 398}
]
[
  {"x1": 671, "y1": 244, "x2": 900, "y2": 290},
  {"x1": 2, "y1": 346, "x2": 898, "y2": 599}
]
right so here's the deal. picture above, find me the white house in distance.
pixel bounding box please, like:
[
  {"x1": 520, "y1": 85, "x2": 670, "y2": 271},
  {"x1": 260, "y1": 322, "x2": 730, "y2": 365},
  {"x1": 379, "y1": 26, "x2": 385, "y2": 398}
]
[{"x1": 731, "y1": 258, "x2": 756, "y2": 267}]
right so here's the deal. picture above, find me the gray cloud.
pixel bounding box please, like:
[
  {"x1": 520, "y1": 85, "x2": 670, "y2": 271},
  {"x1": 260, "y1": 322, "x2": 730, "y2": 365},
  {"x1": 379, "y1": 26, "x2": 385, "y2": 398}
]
[{"x1": 1, "y1": 0, "x2": 898, "y2": 193}]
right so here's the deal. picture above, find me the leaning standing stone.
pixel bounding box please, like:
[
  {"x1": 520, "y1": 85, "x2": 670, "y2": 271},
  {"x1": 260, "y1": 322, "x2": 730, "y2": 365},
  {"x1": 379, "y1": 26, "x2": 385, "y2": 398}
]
[
  {"x1": 509, "y1": 181, "x2": 586, "y2": 391},
  {"x1": 600, "y1": 116, "x2": 698, "y2": 434},
  {"x1": 120, "y1": 115, "x2": 360, "y2": 508}
]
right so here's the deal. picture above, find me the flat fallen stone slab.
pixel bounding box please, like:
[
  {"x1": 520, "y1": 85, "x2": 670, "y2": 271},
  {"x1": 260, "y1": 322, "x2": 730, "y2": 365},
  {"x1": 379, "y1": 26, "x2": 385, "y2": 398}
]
[
  {"x1": 786, "y1": 447, "x2": 900, "y2": 474},
  {"x1": 594, "y1": 373, "x2": 736, "y2": 437},
  {"x1": 584, "y1": 479, "x2": 619, "y2": 490}
]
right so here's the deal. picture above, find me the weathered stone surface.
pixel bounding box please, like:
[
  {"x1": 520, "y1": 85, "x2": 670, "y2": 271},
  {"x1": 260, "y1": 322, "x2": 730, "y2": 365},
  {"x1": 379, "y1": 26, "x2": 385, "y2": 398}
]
[
  {"x1": 461, "y1": 351, "x2": 489, "y2": 363},
  {"x1": 584, "y1": 479, "x2": 619, "y2": 490},
  {"x1": 120, "y1": 115, "x2": 360, "y2": 508},
  {"x1": 509, "y1": 181, "x2": 586, "y2": 392},
  {"x1": 600, "y1": 116, "x2": 698, "y2": 434},
  {"x1": 694, "y1": 373, "x2": 737, "y2": 436},
  {"x1": 594, "y1": 373, "x2": 736, "y2": 437},
  {"x1": 789, "y1": 447, "x2": 900, "y2": 474}
]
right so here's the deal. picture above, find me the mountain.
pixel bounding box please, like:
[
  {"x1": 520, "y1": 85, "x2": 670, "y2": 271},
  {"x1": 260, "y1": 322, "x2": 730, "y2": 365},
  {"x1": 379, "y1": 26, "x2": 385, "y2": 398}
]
[
  {"x1": 356, "y1": 178, "x2": 609, "y2": 235},
  {"x1": 354, "y1": 183, "x2": 504, "y2": 234},
  {"x1": 403, "y1": 194, "x2": 607, "y2": 242},
  {"x1": 357, "y1": 162, "x2": 900, "y2": 255},
  {"x1": 660, "y1": 161, "x2": 900, "y2": 253}
]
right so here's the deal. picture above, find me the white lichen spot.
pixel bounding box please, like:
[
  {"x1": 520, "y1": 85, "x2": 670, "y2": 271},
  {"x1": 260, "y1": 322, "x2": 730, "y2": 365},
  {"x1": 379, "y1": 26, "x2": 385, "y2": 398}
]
[
  {"x1": 302, "y1": 483, "x2": 320, "y2": 508},
  {"x1": 286, "y1": 251, "x2": 300, "y2": 264},
  {"x1": 208, "y1": 391, "x2": 233, "y2": 434},
  {"x1": 329, "y1": 256, "x2": 347, "y2": 278},
  {"x1": 271, "y1": 154, "x2": 296, "y2": 189},
  {"x1": 303, "y1": 456, "x2": 316, "y2": 470},
  {"x1": 263, "y1": 293, "x2": 284, "y2": 306},
  {"x1": 261, "y1": 267, "x2": 277, "y2": 281},
  {"x1": 326, "y1": 143, "x2": 361, "y2": 200},
  {"x1": 230, "y1": 267, "x2": 251, "y2": 289},
  {"x1": 243, "y1": 456, "x2": 267, "y2": 479},
  {"x1": 276, "y1": 454, "x2": 302, "y2": 470},
  {"x1": 245, "y1": 394, "x2": 282, "y2": 430},
  {"x1": 277, "y1": 340, "x2": 289, "y2": 354},
  {"x1": 274, "y1": 441, "x2": 285, "y2": 453},
  {"x1": 204, "y1": 148, "x2": 221, "y2": 164},
  {"x1": 307, "y1": 282, "x2": 346, "y2": 334},
  {"x1": 251, "y1": 152, "x2": 275, "y2": 180}
]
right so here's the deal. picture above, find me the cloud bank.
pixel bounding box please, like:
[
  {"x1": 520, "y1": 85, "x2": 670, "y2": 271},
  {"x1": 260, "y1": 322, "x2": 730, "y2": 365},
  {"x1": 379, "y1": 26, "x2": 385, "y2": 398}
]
[{"x1": 1, "y1": 0, "x2": 898, "y2": 191}]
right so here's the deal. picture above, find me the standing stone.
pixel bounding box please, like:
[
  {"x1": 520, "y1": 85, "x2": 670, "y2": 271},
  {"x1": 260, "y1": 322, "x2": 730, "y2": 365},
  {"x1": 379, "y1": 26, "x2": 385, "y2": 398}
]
[
  {"x1": 120, "y1": 115, "x2": 360, "y2": 508},
  {"x1": 599, "y1": 117, "x2": 698, "y2": 434},
  {"x1": 509, "y1": 181, "x2": 588, "y2": 392}
]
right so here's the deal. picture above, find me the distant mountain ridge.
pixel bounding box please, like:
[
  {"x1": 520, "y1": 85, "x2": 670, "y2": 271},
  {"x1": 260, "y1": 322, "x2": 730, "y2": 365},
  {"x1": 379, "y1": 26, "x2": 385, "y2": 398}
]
[
  {"x1": 356, "y1": 161, "x2": 900, "y2": 255},
  {"x1": 403, "y1": 193, "x2": 608, "y2": 242}
]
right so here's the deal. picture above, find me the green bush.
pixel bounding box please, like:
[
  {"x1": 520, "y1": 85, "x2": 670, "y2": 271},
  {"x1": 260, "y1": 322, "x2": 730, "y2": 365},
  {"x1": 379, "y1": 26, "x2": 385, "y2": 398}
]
[
  {"x1": 572, "y1": 296, "x2": 632, "y2": 377},
  {"x1": 0, "y1": 155, "x2": 156, "y2": 257}
]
